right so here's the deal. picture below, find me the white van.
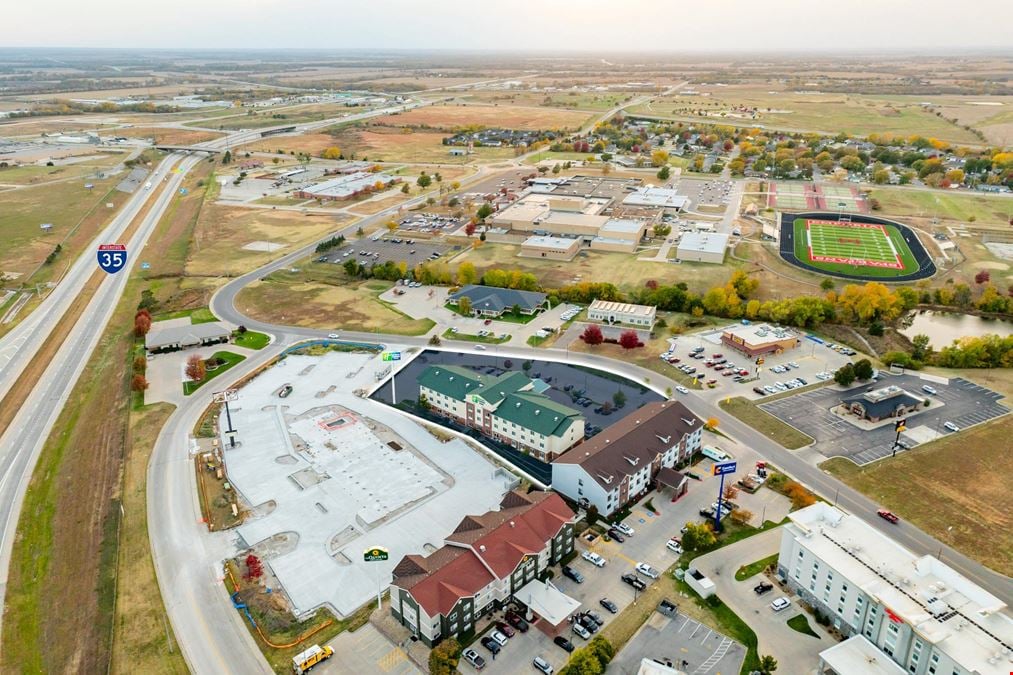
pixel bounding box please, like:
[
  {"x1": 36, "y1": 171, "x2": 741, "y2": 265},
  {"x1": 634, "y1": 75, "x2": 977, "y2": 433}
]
[{"x1": 702, "y1": 446, "x2": 731, "y2": 462}]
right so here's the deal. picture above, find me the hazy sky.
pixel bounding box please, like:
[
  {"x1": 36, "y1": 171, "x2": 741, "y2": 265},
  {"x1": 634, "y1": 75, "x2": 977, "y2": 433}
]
[{"x1": 9, "y1": 0, "x2": 1013, "y2": 51}]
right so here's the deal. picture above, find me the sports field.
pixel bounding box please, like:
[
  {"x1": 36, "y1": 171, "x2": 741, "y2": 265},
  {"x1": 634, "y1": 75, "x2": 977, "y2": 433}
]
[{"x1": 793, "y1": 217, "x2": 918, "y2": 276}]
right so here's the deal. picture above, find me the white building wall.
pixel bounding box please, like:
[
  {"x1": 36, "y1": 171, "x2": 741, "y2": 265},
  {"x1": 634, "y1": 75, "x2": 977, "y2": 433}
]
[{"x1": 551, "y1": 463, "x2": 610, "y2": 514}]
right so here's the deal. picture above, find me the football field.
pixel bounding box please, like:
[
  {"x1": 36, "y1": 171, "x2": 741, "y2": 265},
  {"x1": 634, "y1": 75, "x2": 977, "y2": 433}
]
[{"x1": 805, "y1": 219, "x2": 902, "y2": 269}]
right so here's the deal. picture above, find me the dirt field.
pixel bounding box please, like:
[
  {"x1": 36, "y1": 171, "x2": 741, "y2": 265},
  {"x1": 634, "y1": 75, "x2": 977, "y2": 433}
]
[
  {"x1": 0, "y1": 151, "x2": 125, "y2": 186},
  {"x1": 0, "y1": 118, "x2": 117, "y2": 136},
  {"x1": 372, "y1": 103, "x2": 592, "y2": 131},
  {"x1": 186, "y1": 204, "x2": 355, "y2": 277},
  {"x1": 324, "y1": 126, "x2": 515, "y2": 164},
  {"x1": 821, "y1": 416, "x2": 1012, "y2": 576},
  {"x1": 347, "y1": 192, "x2": 412, "y2": 215},
  {"x1": 236, "y1": 276, "x2": 434, "y2": 335},
  {"x1": 103, "y1": 127, "x2": 224, "y2": 145}
]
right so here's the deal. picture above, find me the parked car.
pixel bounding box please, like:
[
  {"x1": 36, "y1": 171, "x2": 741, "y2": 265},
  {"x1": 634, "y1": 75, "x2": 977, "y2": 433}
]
[
  {"x1": 462, "y1": 648, "x2": 487, "y2": 670},
  {"x1": 614, "y1": 523, "x2": 635, "y2": 537},
  {"x1": 495, "y1": 622, "x2": 515, "y2": 638},
  {"x1": 576, "y1": 615, "x2": 598, "y2": 633},
  {"x1": 636, "y1": 562, "x2": 660, "y2": 579},
  {"x1": 327, "y1": 333, "x2": 340, "y2": 339},
  {"x1": 583, "y1": 611, "x2": 604, "y2": 627},
  {"x1": 922, "y1": 385, "x2": 938, "y2": 395},
  {"x1": 753, "y1": 387, "x2": 766, "y2": 395},
  {"x1": 770, "y1": 597, "x2": 791, "y2": 612},
  {"x1": 600, "y1": 598, "x2": 619, "y2": 614},
  {"x1": 562, "y1": 566, "x2": 584, "y2": 583},
  {"x1": 877, "y1": 509, "x2": 900, "y2": 524},
  {"x1": 621, "y1": 573, "x2": 647, "y2": 590},
  {"x1": 506, "y1": 611, "x2": 529, "y2": 632},
  {"x1": 480, "y1": 636, "x2": 501, "y2": 655},
  {"x1": 754, "y1": 581, "x2": 774, "y2": 595},
  {"x1": 572, "y1": 622, "x2": 591, "y2": 639},
  {"x1": 533, "y1": 656, "x2": 554, "y2": 674},
  {"x1": 676, "y1": 385, "x2": 689, "y2": 394},
  {"x1": 944, "y1": 421, "x2": 960, "y2": 432},
  {"x1": 607, "y1": 528, "x2": 625, "y2": 543},
  {"x1": 553, "y1": 636, "x2": 575, "y2": 653},
  {"x1": 666, "y1": 538, "x2": 683, "y2": 554},
  {"x1": 490, "y1": 630, "x2": 509, "y2": 646},
  {"x1": 582, "y1": 551, "x2": 607, "y2": 567}
]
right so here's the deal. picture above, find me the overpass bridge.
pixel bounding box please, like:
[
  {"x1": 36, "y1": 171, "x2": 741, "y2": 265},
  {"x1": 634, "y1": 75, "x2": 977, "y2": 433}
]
[{"x1": 153, "y1": 144, "x2": 221, "y2": 154}]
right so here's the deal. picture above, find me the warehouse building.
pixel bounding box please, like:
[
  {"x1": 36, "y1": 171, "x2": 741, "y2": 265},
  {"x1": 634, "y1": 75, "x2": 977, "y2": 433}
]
[
  {"x1": 676, "y1": 231, "x2": 729, "y2": 264},
  {"x1": 292, "y1": 171, "x2": 397, "y2": 201},
  {"x1": 781, "y1": 503, "x2": 1013, "y2": 675},
  {"x1": 391, "y1": 490, "x2": 577, "y2": 647},
  {"x1": 552, "y1": 401, "x2": 702, "y2": 516},
  {"x1": 519, "y1": 235, "x2": 581, "y2": 261},
  {"x1": 622, "y1": 186, "x2": 690, "y2": 212},
  {"x1": 720, "y1": 323, "x2": 799, "y2": 357},
  {"x1": 587, "y1": 300, "x2": 656, "y2": 327}
]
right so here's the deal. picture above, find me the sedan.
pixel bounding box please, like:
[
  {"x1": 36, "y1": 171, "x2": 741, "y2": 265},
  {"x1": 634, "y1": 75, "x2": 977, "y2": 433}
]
[
  {"x1": 770, "y1": 597, "x2": 791, "y2": 612},
  {"x1": 562, "y1": 565, "x2": 585, "y2": 583},
  {"x1": 675, "y1": 385, "x2": 689, "y2": 394},
  {"x1": 582, "y1": 551, "x2": 607, "y2": 567},
  {"x1": 327, "y1": 333, "x2": 340, "y2": 339},
  {"x1": 606, "y1": 529, "x2": 625, "y2": 543},
  {"x1": 754, "y1": 581, "x2": 774, "y2": 595},
  {"x1": 506, "y1": 611, "x2": 529, "y2": 632},
  {"x1": 621, "y1": 573, "x2": 647, "y2": 590},
  {"x1": 553, "y1": 636, "x2": 575, "y2": 653},
  {"x1": 877, "y1": 509, "x2": 900, "y2": 524},
  {"x1": 614, "y1": 523, "x2": 635, "y2": 536},
  {"x1": 495, "y1": 622, "x2": 515, "y2": 638},
  {"x1": 600, "y1": 598, "x2": 619, "y2": 614},
  {"x1": 481, "y1": 636, "x2": 502, "y2": 655}
]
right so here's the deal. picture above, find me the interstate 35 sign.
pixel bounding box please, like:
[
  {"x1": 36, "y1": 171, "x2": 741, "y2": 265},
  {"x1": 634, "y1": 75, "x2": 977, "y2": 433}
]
[{"x1": 97, "y1": 244, "x2": 127, "y2": 274}]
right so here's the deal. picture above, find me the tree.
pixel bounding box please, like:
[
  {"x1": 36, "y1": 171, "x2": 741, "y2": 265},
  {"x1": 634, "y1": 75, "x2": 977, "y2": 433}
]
[
  {"x1": 585, "y1": 504, "x2": 599, "y2": 528},
  {"x1": 820, "y1": 278, "x2": 835, "y2": 291},
  {"x1": 657, "y1": 165, "x2": 671, "y2": 180},
  {"x1": 651, "y1": 149, "x2": 669, "y2": 167},
  {"x1": 911, "y1": 334, "x2": 931, "y2": 360},
  {"x1": 653, "y1": 223, "x2": 671, "y2": 237},
  {"x1": 320, "y1": 146, "x2": 342, "y2": 160},
  {"x1": 131, "y1": 374, "x2": 149, "y2": 392},
  {"x1": 581, "y1": 324, "x2": 604, "y2": 345},
  {"x1": 730, "y1": 508, "x2": 753, "y2": 526},
  {"x1": 975, "y1": 269, "x2": 991, "y2": 285},
  {"x1": 853, "y1": 358, "x2": 874, "y2": 381},
  {"x1": 386, "y1": 220, "x2": 398, "y2": 233},
  {"x1": 428, "y1": 638, "x2": 461, "y2": 675},
  {"x1": 522, "y1": 360, "x2": 532, "y2": 373},
  {"x1": 758, "y1": 654, "x2": 779, "y2": 675},
  {"x1": 416, "y1": 174, "x2": 432, "y2": 188},
  {"x1": 401, "y1": 183, "x2": 410, "y2": 194},
  {"x1": 464, "y1": 221, "x2": 477, "y2": 237},
  {"x1": 612, "y1": 390, "x2": 627, "y2": 408},
  {"x1": 133, "y1": 311, "x2": 152, "y2": 337},
  {"x1": 552, "y1": 163, "x2": 561, "y2": 175},
  {"x1": 784, "y1": 481, "x2": 817, "y2": 510},
  {"x1": 457, "y1": 261, "x2": 478, "y2": 285},
  {"x1": 705, "y1": 417, "x2": 719, "y2": 431},
  {"x1": 680, "y1": 522, "x2": 717, "y2": 552},
  {"x1": 185, "y1": 354, "x2": 206, "y2": 382},
  {"x1": 476, "y1": 203, "x2": 494, "y2": 220},
  {"x1": 221, "y1": 150, "x2": 232, "y2": 165},
  {"x1": 587, "y1": 635, "x2": 615, "y2": 667},
  {"x1": 244, "y1": 553, "x2": 264, "y2": 580},
  {"x1": 618, "y1": 330, "x2": 640, "y2": 350},
  {"x1": 834, "y1": 363, "x2": 856, "y2": 386},
  {"x1": 457, "y1": 296, "x2": 472, "y2": 315}
]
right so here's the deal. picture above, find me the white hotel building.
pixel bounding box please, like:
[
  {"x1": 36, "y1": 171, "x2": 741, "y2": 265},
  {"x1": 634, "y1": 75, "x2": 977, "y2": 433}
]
[{"x1": 779, "y1": 503, "x2": 1012, "y2": 675}]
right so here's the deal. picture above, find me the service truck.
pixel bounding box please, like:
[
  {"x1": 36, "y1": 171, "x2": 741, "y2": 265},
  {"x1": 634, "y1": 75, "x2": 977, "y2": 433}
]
[{"x1": 292, "y1": 644, "x2": 333, "y2": 674}]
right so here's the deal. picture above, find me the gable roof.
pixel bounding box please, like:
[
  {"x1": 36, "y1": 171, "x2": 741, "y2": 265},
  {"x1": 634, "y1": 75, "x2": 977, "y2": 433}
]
[
  {"x1": 417, "y1": 365, "x2": 485, "y2": 400},
  {"x1": 843, "y1": 389, "x2": 922, "y2": 418},
  {"x1": 553, "y1": 401, "x2": 702, "y2": 489},
  {"x1": 449, "y1": 285, "x2": 547, "y2": 313},
  {"x1": 495, "y1": 392, "x2": 582, "y2": 438},
  {"x1": 392, "y1": 491, "x2": 575, "y2": 616},
  {"x1": 144, "y1": 321, "x2": 230, "y2": 349}
]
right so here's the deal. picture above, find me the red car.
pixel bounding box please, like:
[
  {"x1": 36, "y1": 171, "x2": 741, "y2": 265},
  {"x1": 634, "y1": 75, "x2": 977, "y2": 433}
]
[
  {"x1": 712, "y1": 353, "x2": 723, "y2": 359},
  {"x1": 484, "y1": 319, "x2": 492, "y2": 325},
  {"x1": 495, "y1": 621, "x2": 516, "y2": 638},
  {"x1": 877, "y1": 509, "x2": 899, "y2": 524}
]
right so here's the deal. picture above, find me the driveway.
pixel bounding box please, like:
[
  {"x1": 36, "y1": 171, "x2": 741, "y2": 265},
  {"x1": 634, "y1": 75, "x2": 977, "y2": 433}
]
[
  {"x1": 319, "y1": 622, "x2": 420, "y2": 675},
  {"x1": 144, "y1": 343, "x2": 256, "y2": 405},
  {"x1": 692, "y1": 527, "x2": 831, "y2": 673}
]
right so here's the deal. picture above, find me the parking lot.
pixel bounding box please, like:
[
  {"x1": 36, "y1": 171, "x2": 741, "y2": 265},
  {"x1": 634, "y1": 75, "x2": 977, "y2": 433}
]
[
  {"x1": 320, "y1": 236, "x2": 452, "y2": 267},
  {"x1": 609, "y1": 614, "x2": 745, "y2": 675},
  {"x1": 759, "y1": 374, "x2": 1008, "y2": 464},
  {"x1": 396, "y1": 211, "x2": 464, "y2": 234},
  {"x1": 465, "y1": 168, "x2": 534, "y2": 198},
  {"x1": 675, "y1": 178, "x2": 733, "y2": 208}
]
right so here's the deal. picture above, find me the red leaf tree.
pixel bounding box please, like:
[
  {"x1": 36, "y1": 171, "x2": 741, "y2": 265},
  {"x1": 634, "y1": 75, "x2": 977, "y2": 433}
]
[
  {"x1": 974, "y1": 270, "x2": 991, "y2": 285},
  {"x1": 619, "y1": 330, "x2": 641, "y2": 350},
  {"x1": 580, "y1": 324, "x2": 604, "y2": 345},
  {"x1": 244, "y1": 554, "x2": 264, "y2": 580},
  {"x1": 185, "y1": 354, "x2": 206, "y2": 382},
  {"x1": 133, "y1": 311, "x2": 152, "y2": 337}
]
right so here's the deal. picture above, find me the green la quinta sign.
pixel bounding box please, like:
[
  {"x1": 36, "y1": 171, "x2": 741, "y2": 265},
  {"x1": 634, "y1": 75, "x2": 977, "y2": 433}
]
[{"x1": 364, "y1": 546, "x2": 389, "y2": 562}]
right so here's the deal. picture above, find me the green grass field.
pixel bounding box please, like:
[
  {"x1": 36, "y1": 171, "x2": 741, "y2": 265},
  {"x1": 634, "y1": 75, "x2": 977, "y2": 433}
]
[{"x1": 792, "y1": 218, "x2": 919, "y2": 278}]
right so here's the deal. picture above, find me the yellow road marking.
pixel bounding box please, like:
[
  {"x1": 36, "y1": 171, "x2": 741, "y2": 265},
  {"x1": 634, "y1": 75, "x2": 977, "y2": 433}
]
[{"x1": 378, "y1": 647, "x2": 407, "y2": 672}]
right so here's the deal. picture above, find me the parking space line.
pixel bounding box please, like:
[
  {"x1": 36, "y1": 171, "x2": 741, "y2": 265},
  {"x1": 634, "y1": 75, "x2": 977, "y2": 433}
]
[
  {"x1": 677, "y1": 617, "x2": 691, "y2": 633},
  {"x1": 700, "y1": 628, "x2": 712, "y2": 644}
]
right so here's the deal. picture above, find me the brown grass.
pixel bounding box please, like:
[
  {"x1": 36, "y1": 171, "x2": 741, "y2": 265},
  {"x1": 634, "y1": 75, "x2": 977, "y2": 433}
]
[
  {"x1": 372, "y1": 103, "x2": 591, "y2": 131},
  {"x1": 347, "y1": 193, "x2": 411, "y2": 215},
  {"x1": 821, "y1": 416, "x2": 1012, "y2": 575},
  {"x1": 104, "y1": 127, "x2": 224, "y2": 145}
]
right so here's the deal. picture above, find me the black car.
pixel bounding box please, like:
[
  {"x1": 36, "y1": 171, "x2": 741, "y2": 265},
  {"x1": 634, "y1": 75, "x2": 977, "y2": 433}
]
[
  {"x1": 600, "y1": 598, "x2": 619, "y2": 614},
  {"x1": 584, "y1": 611, "x2": 604, "y2": 626},
  {"x1": 754, "y1": 581, "x2": 774, "y2": 595},
  {"x1": 607, "y1": 529, "x2": 625, "y2": 543},
  {"x1": 505, "y1": 610, "x2": 529, "y2": 632},
  {"x1": 753, "y1": 386, "x2": 766, "y2": 396},
  {"x1": 577, "y1": 615, "x2": 599, "y2": 633},
  {"x1": 553, "y1": 636, "x2": 575, "y2": 653},
  {"x1": 480, "y1": 637, "x2": 501, "y2": 655},
  {"x1": 562, "y1": 565, "x2": 585, "y2": 583},
  {"x1": 621, "y1": 573, "x2": 647, "y2": 591}
]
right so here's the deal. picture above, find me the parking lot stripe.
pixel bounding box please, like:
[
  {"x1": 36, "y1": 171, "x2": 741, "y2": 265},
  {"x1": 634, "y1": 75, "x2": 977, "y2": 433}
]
[{"x1": 677, "y1": 617, "x2": 690, "y2": 633}]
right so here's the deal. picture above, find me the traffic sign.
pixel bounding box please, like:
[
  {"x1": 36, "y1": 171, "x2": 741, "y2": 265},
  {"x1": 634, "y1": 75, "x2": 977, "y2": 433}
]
[
  {"x1": 382, "y1": 351, "x2": 402, "y2": 362},
  {"x1": 712, "y1": 461, "x2": 738, "y2": 476},
  {"x1": 97, "y1": 244, "x2": 127, "y2": 274},
  {"x1": 364, "y1": 546, "x2": 389, "y2": 562},
  {"x1": 141, "y1": 262, "x2": 151, "y2": 270}
]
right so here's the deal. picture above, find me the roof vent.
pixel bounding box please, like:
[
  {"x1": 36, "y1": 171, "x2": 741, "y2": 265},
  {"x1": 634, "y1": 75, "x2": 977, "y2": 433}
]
[
  {"x1": 682, "y1": 418, "x2": 696, "y2": 426},
  {"x1": 479, "y1": 545, "x2": 486, "y2": 552},
  {"x1": 516, "y1": 402, "x2": 522, "y2": 407},
  {"x1": 509, "y1": 521, "x2": 515, "y2": 528},
  {"x1": 449, "y1": 376, "x2": 454, "y2": 381},
  {"x1": 535, "y1": 410, "x2": 541, "y2": 415},
  {"x1": 656, "y1": 434, "x2": 671, "y2": 444}
]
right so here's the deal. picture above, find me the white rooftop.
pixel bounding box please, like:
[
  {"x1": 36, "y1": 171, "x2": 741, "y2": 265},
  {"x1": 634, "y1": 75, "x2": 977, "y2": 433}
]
[
  {"x1": 600, "y1": 218, "x2": 647, "y2": 234},
  {"x1": 787, "y1": 503, "x2": 1013, "y2": 674},
  {"x1": 622, "y1": 186, "x2": 690, "y2": 209},
  {"x1": 819, "y1": 635, "x2": 906, "y2": 675},
  {"x1": 677, "y1": 231, "x2": 729, "y2": 254},
  {"x1": 515, "y1": 579, "x2": 581, "y2": 626},
  {"x1": 299, "y1": 171, "x2": 395, "y2": 198},
  {"x1": 522, "y1": 235, "x2": 578, "y2": 249}
]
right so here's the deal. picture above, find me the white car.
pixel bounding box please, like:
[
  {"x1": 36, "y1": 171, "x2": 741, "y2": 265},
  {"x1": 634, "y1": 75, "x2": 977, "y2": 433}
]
[
  {"x1": 943, "y1": 421, "x2": 960, "y2": 432},
  {"x1": 572, "y1": 622, "x2": 591, "y2": 639},
  {"x1": 770, "y1": 597, "x2": 791, "y2": 612},
  {"x1": 490, "y1": 629, "x2": 509, "y2": 646},
  {"x1": 666, "y1": 538, "x2": 683, "y2": 554},
  {"x1": 676, "y1": 385, "x2": 689, "y2": 395},
  {"x1": 614, "y1": 522, "x2": 635, "y2": 536},
  {"x1": 635, "y1": 562, "x2": 659, "y2": 579},
  {"x1": 582, "y1": 551, "x2": 606, "y2": 567},
  {"x1": 474, "y1": 345, "x2": 487, "y2": 351},
  {"x1": 327, "y1": 333, "x2": 340, "y2": 339}
]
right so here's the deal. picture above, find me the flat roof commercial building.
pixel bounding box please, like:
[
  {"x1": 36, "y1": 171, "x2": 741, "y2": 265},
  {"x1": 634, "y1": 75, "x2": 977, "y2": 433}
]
[
  {"x1": 720, "y1": 323, "x2": 799, "y2": 357},
  {"x1": 676, "y1": 232, "x2": 729, "y2": 264},
  {"x1": 390, "y1": 490, "x2": 577, "y2": 647},
  {"x1": 419, "y1": 365, "x2": 584, "y2": 461},
  {"x1": 623, "y1": 186, "x2": 690, "y2": 211},
  {"x1": 587, "y1": 300, "x2": 657, "y2": 327},
  {"x1": 781, "y1": 503, "x2": 1013, "y2": 675},
  {"x1": 520, "y1": 235, "x2": 581, "y2": 261},
  {"x1": 552, "y1": 401, "x2": 702, "y2": 516},
  {"x1": 292, "y1": 171, "x2": 397, "y2": 201}
]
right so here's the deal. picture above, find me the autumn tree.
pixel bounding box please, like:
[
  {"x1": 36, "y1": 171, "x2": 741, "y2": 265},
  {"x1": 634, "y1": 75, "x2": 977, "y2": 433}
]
[
  {"x1": 680, "y1": 522, "x2": 717, "y2": 551},
  {"x1": 185, "y1": 354, "x2": 206, "y2": 382},
  {"x1": 386, "y1": 220, "x2": 398, "y2": 233},
  {"x1": 464, "y1": 221, "x2": 477, "y2": 237},
  {"x1": 244, "y1": 553, "x2": 264, "y2": 580},
  {"x1": 651, "y1": 149, "x2": 669, "y2": 167},
  {"x1": 457, "y1": 296, "x2": 472, "y2": 315},
  {"x1": 134, "y1": 309, "x2": 152, "y2": 337},
  {"x1": 457, "y1": 261, "x2": 478, "y2": 285},
  {"x1": 131, "y1": 374, "x2": 149, "y2": 392},
  {"x1": 428, "y1": 639, "x2": 461, "y2": 675},
  {"x1": 320, "y1": 146, "x2": 342, "y2": 160},
  {"x1": 784, "y1": 481, "x2": 817, "y2": 510},
  {"x1": 581, "y1": 324, "x2": 604, "y2": 345},
  {"x1": 975, "y1": 270, "x2": 991, "y2": 285},
  {"x1": 705, "y1": 417, "x2": 719, "y2": 431},
  {"x1": 618, "y1": 330, "x2": 641, "y2": 350}
]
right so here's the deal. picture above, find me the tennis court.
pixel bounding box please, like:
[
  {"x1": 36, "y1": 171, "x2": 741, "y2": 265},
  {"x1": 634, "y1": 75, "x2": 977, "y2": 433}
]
[
  {"x1": 769, "y1": 182, "x2": 869, "y2": 212},
  {"x1": 803, "y1": 218, "x2": 902, "y2": 269}
]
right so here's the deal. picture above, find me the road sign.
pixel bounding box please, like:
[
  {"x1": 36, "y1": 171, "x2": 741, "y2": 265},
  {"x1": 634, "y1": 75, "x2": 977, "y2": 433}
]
[
  {"x1": 363, "y1": 546, "x2": 389, "y2": 562},
  {"x1": 381, "y1": 351, "x2": 402, "y2": 362},
  {"x1": 712, "y1": 461, "x2": 738, "y2": 476},
  {"x1": 141, "y1": 262, "x2": 151, "y2": 270},
  {"x1": 97, "y1": 244, "x2": 127, "y2": 274},
  {"x1": 212, "y1": 389, "x2": 239, "y2": 403}
]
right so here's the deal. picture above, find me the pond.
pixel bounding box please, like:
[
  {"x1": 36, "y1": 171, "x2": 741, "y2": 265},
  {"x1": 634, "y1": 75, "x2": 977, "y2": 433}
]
[{"x1": 899, "y1": 310, "x2": 1013, "y2": 348}]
